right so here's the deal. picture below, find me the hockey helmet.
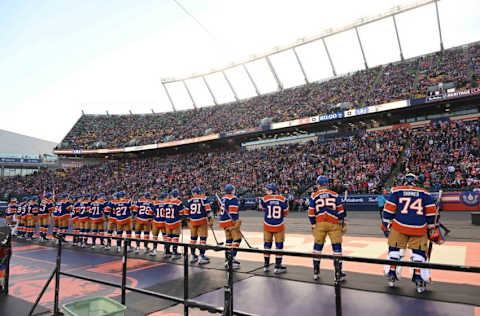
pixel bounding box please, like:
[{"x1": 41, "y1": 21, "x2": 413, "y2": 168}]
[
  {"x1": 170, "y1": 189, "x2": 179, "y2": 197},
  {"x1": 405, "y1": 173, "x2": 417, "y2": 185},
  {"x1": 317, "y1": 175, "x2": 328, "y2": 186},
  {"x1": 192, "y1": 187, "x2": 202, "y2": 194},
  {"x1": 265, "y1": 183, "x2": 278, "y2": 193},
  {"x1": 159, "y1": 192, "x2": 168, "y2": 199},
  {"x1": 224, "y1": 184, "x2": 235, "y2": 194}
]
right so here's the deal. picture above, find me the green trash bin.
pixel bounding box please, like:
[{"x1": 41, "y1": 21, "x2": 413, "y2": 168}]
[{"x1": 63, "y1": 296, "x2": 127, "y2": 316}]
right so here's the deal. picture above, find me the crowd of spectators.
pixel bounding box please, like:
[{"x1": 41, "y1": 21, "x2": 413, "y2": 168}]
[
  {"x1": 470, "y1": 43, "x2": 480, "y2": 85},
  {"x1": 416, "y1": 48, "x2": 469, "y2": 96},
  {"x1": 2, "y1": 128, "x2": 408, "y2": 200},
  {"x1": 395, "y1": 119, "x2": 480, "y2": 190},
  {"x1": 364, "y1": 59, "x2": 419, "y2": 106},
  {"x1": 3, "y1": 118, "x2": 480, "y2": 203},
  {"x1": 58, "y1": 43, "x2": 480, "y2": 150}
]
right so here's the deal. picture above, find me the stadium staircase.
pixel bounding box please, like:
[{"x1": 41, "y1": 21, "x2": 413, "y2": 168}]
[
  {"x1": 368, "y1": 67, "x2": 385, "y2": 99},
  {"x1": 465, "y1": 46, "x2": 474, "y2": 82},
  {"x1": 412, "y1": 64, "x2": 423, "y2": 94},
  {"x1": 383, "y1": 137, "x2": 411, "y2": 190}
]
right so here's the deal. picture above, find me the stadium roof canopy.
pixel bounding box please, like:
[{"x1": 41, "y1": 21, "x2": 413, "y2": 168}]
[{"x1": 159, "y1": 0, "x2": 445, "y2": 111}]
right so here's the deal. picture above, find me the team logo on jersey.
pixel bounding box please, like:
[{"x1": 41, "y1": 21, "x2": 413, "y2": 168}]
[{"x1": 460, "y1": 192, "x2": 479, "y2": 207}]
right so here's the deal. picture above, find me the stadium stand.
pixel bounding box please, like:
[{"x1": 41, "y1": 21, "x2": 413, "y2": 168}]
[
  {"x1": 57, "y1": 43, "x2": 480, "y2": 150},
  {"x1": 394, "y1": 119, "x2": 480, "y2": 190},
  {"x1": 0, "y1": 126, "x2": 415, "y2": 199}
]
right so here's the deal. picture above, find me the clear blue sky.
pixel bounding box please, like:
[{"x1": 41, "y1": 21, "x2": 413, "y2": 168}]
[{"x1": 1, "y1": 0, "x2": 479, "y2": 144}]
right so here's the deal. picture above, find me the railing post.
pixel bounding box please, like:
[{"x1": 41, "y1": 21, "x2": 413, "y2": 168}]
[
  {"x1": 121, "y1": 237, "x2": 128, "y2": 305},
  {"x1": 5, "y1": 234, "x2": 11, "y2": 295},
  {"x1": 54, "y1": 235, "x2": 62, "y2": 315},
  {"x1": 223, "y1": 248, "x2": 233, "y2": 316},
  {"x1": 334, "y1": 258, "x2": 342, "y2": 316},
  {"x1": 183, "y1": 244, "x2": 189, "y2": 316}
]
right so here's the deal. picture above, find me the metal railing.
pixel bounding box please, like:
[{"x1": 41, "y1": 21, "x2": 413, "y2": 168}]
[{"x1": 28, "y1": 233, "x2": 480, "y2": 316}]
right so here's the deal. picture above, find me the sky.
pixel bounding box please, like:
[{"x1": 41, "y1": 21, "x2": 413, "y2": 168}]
[{"x1": 1, "y1": 0, "x2": 479, "y2": 144}]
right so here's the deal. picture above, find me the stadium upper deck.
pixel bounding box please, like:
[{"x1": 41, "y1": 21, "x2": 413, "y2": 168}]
[
  {"x1": 55, "y1": 0, "x2": 480, "y2": 153},
  {"x1": 57, "y1": 42, "x2": 480, "y2": 152}
]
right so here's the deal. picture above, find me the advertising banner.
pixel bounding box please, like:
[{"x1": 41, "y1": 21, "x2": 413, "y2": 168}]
[
  {"x1": 0, "y1": 157, "x2": 42, "y2": 164},
  {"x1": 344, "y1": 109, "x2": 356, "y2": 117},
  {"x1": 124, "y1": 144, "x2": 158, "y2": 152},
  {"x1": 425, "y1": 87, "x2": 480, "y2": 103},
  {"x1": 355, "y1": 107, "x2": 369, "y2": 116},
  {"x1": 409, "y1": 97, "x2": 426, "y2": 106},
  {"x1": 375, "y1": 100, "x2": 408, "y2": 112},
  {"x1": 344, "y1": 195, "x2": 379, "y2": 212},
  {"x1": 318, "y1": 112, "x2": 344, "y2": 121},
  {"x1": 221, "y1": 128, "x2": 260, "y2": 138},
  {"x1": 437, "y1": 191, "x2": 480, "y2": 211},
  {"x1": 157, "y1": 134, "x2": 220, "y2": 148}
]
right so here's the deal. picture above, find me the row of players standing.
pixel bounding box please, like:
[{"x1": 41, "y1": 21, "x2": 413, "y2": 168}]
[{"x1": 6, "y1": 173, "x2": 444, "y2": 292}]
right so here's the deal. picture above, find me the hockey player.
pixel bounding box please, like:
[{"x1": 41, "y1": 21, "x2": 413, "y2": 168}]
[
  {"x1": 78, "y1": 194, "x2": 92, "y2": 247},
  {"x1": 111, "y1": 191, "x2": 134, "y2": 252},
  {"x1": 151, "y1": 192, "x2": 169, "y2": 256},
  {"x1": 382, "y1": 173, "x2": 442, "y2": 293},
  {"x1": 308, "y1": 175, "x2": 346, "y2": 281},
  {"x1": 71, "y1": 195, "x2": 82, "y2": 246},
  {"x1": 89, "y1": 193, "x2": 108, "y2": 248},
  {"x1": 261, "y1": 183, "x2": 289, "y2": 274},
  {"x1": 186, "y1": 187, "x2": 213, "y2": 264},
  {"x1": 26, "y1": 196, "x2": 39, "y2": 240},
  {"x1": 219, "y1": 184, "x2": 242, "y2": 269},
  {"x1": 105, "y1": 193, "x2": 118, "y2": 250},
  {"x1": 164, "y1": 189, "x2": 187, "y2": 260},
  {"x1": 38, "y1": 193, "x2": 55, "y2": 241},
  {"x1": 17, "y1": 197, "x2": 29, "y2": 238},
  {"x1": 6, "y1": 198, "x2": 18, "y2": 230},
  {"x1": 53, "y1": 193, "x2": 72, "y2": 241},
  {"x1": 133, "y1": 192, "x2": 154, "y2": 253}
]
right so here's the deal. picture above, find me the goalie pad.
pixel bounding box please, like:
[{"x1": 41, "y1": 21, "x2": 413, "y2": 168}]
[
  {"x1": 384, "y1": 250, "x2": 402, "y2": 280},
  {"x1": 410, "y1": 253, "x2": 430, "y2": 282}
]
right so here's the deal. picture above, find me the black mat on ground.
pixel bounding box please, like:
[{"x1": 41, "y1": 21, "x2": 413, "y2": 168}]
[
  {"x1": 0, "y1": 295, "x2": 49, "y2": 316},
  {"x1": 21, "y1": 238, "x2": 266, "y2": 273},
  {"x1": 251, "y1": 264, "x2": 480, "y2": 306},
  {"x1": 111, "y1": 269, "x2": 252, "y2": 315}
]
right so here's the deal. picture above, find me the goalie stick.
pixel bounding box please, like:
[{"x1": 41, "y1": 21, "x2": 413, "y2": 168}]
[
  {"x1": 427, "y1": 190, "x2": 442, "y2": 261},
  {"x1": 215, "y1": 193, "x2": 258, "y2": 249}
]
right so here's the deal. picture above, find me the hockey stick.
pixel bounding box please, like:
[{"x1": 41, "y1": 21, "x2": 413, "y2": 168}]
[
  {"x1": 427, "y1": 190, "x2": 442, "y2": 261},
  {"x1": 198, "y1": 197, "x2": 224, "y2": 246},
  {"x1": 210, "y1": 226, "x2": 224, "y2": 246},
  {"x1": 215, "y1": 194, "x2": 258, "y2": 249}
]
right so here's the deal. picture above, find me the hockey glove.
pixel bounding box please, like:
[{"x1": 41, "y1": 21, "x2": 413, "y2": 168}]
[
  {"x1": 380, "y1": 222, "x2": 390, "y2": 238},
  {"x1": 341, "y1": 221, "x2": 347, "y2": 233},
  {"x1": 428, "y1": 227, "x2": 445, "y2": 245},
  {"x1": 207, "y1": 217, "x2": 214, "y2": 227}
]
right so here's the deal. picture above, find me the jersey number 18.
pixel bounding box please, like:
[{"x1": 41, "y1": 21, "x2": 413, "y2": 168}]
[{"x1": 266, "y1": 205, "x2": 282, "y2": 219}]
